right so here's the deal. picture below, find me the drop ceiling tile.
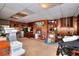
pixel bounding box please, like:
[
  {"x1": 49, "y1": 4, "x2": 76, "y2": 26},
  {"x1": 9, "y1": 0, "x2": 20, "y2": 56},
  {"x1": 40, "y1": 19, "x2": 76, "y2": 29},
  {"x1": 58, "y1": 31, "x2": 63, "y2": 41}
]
[
  {"x1": 47, "y1": 5, "x2": 62, "y2": 19},
  {"x1": 22, "y1": 8, "x2": 35, "y2": 15},
  {"x1": 0, "y1": 3, "x2": 33, "y2": 19},
  {"x1": 5, "y1": 3, "x2": 32, "y2": 11},
  {"x1": 0, "y1": 3, "x2": 5, "y2": 10},
  {"x1": 0, "y1": 7, "x2": 15, "y2": 19},
  {"x1": 60, "y1": 3, "x2": 79, "y2": 17},
  {"x1": 25, "y1": 3, "x2": 62, "y2": 14},
  {"x1": 0, "y1": 3, "x2": 79, "y2": 23},
  {"x1": 25, "y1": 3, "x2": 46, "y2": 13},
  {"x1": 74, "y1": 7, "x2": 79, "y2": 16}
]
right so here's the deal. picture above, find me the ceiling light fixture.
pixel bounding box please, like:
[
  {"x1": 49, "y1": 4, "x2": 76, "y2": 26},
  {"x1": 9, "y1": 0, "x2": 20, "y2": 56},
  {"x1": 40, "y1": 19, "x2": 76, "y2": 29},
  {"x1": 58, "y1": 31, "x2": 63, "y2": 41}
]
[
  {"x1": 40, "y1": 3, "x2": 49, "y2": 9},
  {"x1": 10, "y1": 11, "x2": 27, "y2": 19}
]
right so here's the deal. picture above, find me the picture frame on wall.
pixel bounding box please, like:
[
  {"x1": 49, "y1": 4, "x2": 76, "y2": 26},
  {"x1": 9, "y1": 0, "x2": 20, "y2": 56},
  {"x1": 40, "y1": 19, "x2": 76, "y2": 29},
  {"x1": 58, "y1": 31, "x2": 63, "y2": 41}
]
[{"x1": 35, "y1": 22, "x2": 44, "y2": 27}]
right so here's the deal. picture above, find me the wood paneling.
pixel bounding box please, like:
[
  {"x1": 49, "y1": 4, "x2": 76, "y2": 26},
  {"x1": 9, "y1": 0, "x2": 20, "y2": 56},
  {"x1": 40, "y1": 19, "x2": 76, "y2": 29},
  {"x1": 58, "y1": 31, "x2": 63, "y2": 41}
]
[
  {"x1": 10, "y1": 21, "x2": 27, "y2": 31},
  {"x1": 57, "y1": 16, "x2": 77, "y2": 35},
  {"x1": 0, "y1": 19, "x2": 10, "y2": 25}
]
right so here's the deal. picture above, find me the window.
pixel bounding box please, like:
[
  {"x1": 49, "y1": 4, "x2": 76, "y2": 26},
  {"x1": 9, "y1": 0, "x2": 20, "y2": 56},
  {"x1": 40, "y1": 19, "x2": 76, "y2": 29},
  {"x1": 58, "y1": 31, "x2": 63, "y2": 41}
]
[
  {"x1": 61, "y1": 17, "x2": 73, "y2": 27},
  {"x1": 61, "y1": 18, "x2": 66, "y2": 27}
]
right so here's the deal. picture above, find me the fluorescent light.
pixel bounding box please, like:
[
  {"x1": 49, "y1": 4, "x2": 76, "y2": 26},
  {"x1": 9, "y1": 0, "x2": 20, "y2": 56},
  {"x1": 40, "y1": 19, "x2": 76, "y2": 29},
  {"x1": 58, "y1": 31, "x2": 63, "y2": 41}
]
[
  {"x1": 20, "y1": 11, "x2": 27, "y2": 15},
  {"x1": 11, "y1": 16, "x2": 19, "y2": 19},
  {"x1": 13, "y1": 16, "x2": 19, "y2": 19},
  {"x1": 16, "y1": 11, "x2": 27, "y2": 17}
]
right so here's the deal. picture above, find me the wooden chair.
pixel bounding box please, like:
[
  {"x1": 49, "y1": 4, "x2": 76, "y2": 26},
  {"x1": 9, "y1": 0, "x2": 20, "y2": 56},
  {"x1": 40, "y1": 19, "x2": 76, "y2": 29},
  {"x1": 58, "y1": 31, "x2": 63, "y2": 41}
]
[{"x1": 72, "y1": 50, "x2": 79, "y2": 56}]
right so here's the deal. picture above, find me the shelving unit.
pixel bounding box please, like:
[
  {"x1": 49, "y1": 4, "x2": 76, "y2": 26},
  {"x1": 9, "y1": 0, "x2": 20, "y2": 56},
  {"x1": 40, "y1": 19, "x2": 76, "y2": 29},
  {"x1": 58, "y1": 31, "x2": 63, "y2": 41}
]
[{"x1": 47, "y1": 20, "x2": 57, "y2": 43}]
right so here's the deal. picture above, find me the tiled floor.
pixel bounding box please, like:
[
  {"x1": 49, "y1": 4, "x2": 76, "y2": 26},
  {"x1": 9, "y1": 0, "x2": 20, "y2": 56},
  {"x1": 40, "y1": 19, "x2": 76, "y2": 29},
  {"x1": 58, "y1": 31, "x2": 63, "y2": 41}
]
[{"x1": 20, "y1": 38, "x2": 58, "y2": 56}]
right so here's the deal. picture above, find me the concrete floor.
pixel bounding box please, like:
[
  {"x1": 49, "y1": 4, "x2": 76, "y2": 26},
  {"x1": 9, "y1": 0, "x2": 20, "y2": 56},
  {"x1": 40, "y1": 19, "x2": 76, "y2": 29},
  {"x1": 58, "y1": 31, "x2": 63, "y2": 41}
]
[{"x1": 20, "y1": 38, "x2": 58, "y2": 56}]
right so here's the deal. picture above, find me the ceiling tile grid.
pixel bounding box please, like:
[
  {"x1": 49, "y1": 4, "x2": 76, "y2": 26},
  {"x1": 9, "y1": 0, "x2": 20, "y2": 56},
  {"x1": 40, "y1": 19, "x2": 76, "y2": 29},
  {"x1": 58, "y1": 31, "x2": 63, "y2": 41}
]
[{"x1": 0, "y1": 3, "x2": 79, "y2": 23}]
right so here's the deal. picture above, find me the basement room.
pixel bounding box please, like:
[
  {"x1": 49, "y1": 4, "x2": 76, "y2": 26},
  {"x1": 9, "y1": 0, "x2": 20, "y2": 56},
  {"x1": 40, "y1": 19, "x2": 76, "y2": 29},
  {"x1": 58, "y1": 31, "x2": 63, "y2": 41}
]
[{"x1": 0, "y1": 3, "x2": 79, "y2": 56}]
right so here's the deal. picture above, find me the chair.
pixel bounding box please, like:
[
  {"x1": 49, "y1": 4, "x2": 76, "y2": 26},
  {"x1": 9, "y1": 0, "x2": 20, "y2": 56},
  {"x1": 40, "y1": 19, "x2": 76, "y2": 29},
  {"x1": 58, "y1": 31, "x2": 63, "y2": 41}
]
[{"x1": 72, "y1": 50, "x2": 79, "y2": 56}]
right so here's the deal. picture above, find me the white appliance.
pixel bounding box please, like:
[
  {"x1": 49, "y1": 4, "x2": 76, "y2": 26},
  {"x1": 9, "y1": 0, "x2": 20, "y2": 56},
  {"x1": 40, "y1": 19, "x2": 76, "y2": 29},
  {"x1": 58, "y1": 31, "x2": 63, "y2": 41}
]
[
  {"x1": 4, "y1": 28, "x2": 25, "y2": 56},
  {"x1": 35, "y1": 33, "x2": 39, "y2": 39},
  {"x1": 10, "y1": 41, "x2": 25, "y2": 56}
]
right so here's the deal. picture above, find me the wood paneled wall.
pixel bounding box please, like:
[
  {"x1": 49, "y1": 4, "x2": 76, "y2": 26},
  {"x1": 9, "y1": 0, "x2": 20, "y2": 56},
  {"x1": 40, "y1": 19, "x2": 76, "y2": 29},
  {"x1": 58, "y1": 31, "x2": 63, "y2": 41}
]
[
  {"x1": 0, "y1": 19, "x2": 10, "y2": 25},
  {"x1": 57, "y1": 16, "x2": 77, "y2": 35},
  {"x1": 10, "y1": 21, "x2": 27, "y2": 31},
  {"x1": 0, "y1": 16, "x2": 78, "y2": 36}
]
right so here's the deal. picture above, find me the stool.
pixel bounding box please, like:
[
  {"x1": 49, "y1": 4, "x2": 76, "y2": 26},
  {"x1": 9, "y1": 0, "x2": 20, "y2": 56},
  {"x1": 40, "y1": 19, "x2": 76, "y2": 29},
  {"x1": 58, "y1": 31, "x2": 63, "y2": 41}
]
[{"x1": 72, "y1": 50, "x2": 79, "y2": 56}]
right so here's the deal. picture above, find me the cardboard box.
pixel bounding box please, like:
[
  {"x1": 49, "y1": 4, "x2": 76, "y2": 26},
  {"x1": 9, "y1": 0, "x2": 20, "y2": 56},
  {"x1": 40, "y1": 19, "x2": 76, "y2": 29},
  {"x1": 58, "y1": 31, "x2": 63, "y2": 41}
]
[{"x1": 0, "y1": 41, "x2": 10, "y2": 56}]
